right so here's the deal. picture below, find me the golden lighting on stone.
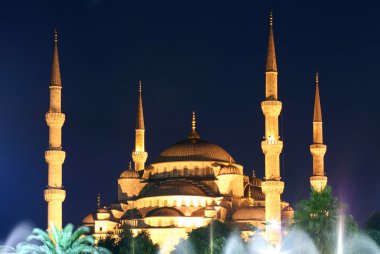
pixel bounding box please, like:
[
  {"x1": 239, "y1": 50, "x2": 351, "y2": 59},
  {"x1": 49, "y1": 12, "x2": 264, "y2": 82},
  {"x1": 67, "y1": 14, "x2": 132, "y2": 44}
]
[{"x1": 42, "y1": 13, "x2": 327, "y2": 254}]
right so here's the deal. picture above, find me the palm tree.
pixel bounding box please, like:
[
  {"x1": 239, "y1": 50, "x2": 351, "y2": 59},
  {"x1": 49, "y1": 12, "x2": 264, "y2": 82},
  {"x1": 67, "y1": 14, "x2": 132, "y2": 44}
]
[{"x1": 1, "y1": 224, "x2": 111, "y2": 254}]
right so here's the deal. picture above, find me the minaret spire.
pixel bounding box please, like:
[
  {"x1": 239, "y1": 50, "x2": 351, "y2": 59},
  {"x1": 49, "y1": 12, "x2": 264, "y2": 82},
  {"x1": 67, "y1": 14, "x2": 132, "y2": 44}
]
[
  {"x1": 266, "y1": 11, "x2": 277, "y2": 73},
  {"x1": 136, "y1": 80, "x2": 145, "y2": 129},
  {"x1": 50, "y1": 30, "x2": 61, "y2": 88},
  {"x1": 261, "y1": 11, "x2": 284, "y2": 245},
  {"x1": 310, "y1": 72, "x2": 327, "y2": 192},
  {"x1": 313, "y1": 72, "x2": 322, "y2": 123},
  {"x1": 132, "y1": 80, "x2": 148, "y2": 171},
  {"x1": 44, "y1": 30, "x2": 66, "y2": 231}
]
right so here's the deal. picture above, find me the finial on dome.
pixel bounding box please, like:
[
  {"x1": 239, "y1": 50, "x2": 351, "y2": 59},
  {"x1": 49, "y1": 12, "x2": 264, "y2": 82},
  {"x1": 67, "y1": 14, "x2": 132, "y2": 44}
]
[
  {"x1": 188, "y1": 111, "x2": 200, "y2": 139},
  {"x1": 97, "y1": 193, "x2": 101, "y2": 209},
  {"x1": 252, "y1": 169, "x2": 256, "y2": 178},
  {"x1": 128, "y1": 161, "x2": 132, "y2": 170},
  {"x1": 192, "y1": 111, "x2": 196, "y2": 131},
  {"x1": 248, "y1": 185, "x2": 254, "y2": 206}
]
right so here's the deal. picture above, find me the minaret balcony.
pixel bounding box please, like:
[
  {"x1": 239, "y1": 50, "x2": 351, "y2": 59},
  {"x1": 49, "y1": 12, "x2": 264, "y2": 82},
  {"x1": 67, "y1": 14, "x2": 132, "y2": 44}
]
[
  {"x1": 261, "y1": 100, "x2": 282, "y2": 116},
  {"x1": 261, "y1": 180, "x2": 284, "y2": 195},
  {"x1": 261, "y1": 140, "x2": 283, "y2": 154},
  {"x1": 45, "y1": 112, "x2": 65, "y2": 127},
  {"x1": 44, "y1": 188, "x2": 66, "y2": 202},
  {"x1": 132, "y1": 151, "x2": 148, "y2": 160},
  {"x1": 45, "y1": 150, "x2": 66, "y2": 165},
  {"x1": 310, "y1": 144, "x2": 327, "y2": 156}
]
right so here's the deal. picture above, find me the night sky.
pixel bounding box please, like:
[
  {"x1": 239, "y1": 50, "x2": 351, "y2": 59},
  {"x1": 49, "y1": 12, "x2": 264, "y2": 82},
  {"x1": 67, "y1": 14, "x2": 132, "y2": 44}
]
[{"x1": 1, "y1": 0, "x2": 379, "y2": 239}]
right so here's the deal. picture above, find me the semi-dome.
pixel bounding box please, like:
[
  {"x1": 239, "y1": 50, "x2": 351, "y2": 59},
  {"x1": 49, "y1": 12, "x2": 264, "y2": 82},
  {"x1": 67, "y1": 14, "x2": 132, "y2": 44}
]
[
  {"x1": 146, "y1": 207, "x2": 184, "y2": 217},
  {"x1": 143, "y1": 181, "x2": 206, "y2": 197},
  {"x1": 232, "y1": 206, "x2": 265, "y2": 221},
  {"x1": 282, "y1": 206, "x2": 294, "y2": 212},
  {"x1": 154, "y1": 138, "x2": 235, "y2": 163},
  {"x1": 219, "y1": 164, "x2": 240, "y2": 175},
  {"x1": 120, "y1": 163, "x2": 140, "y2": 179},
  {"x1": 120, "y1": 169, "x2": 140, "y2": 179},
  {"x1": 244, "y1": 185, "x2": 265, "y2": 201},
  {"x1": 82, "y1": 213, "x2": 95, "y2": 224},
  {"x1": 120, "y1": 209, "x2": 142, "y2": 220}
]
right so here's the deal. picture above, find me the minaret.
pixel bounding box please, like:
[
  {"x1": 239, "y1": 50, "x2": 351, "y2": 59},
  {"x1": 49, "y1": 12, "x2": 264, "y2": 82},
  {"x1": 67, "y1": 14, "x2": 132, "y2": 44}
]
[
  {"x1": 310, "y1": 72, "x2": 327, "y2": 192},
  {"x1": 44, "y1": 30, "x2": 66, "y2": 230},
  {"x1": 260, "y1": 12, "x2": 284, "y2": 245},
  {"x1": 132, "y1": 80, "x2": 148, "y2": 171}
]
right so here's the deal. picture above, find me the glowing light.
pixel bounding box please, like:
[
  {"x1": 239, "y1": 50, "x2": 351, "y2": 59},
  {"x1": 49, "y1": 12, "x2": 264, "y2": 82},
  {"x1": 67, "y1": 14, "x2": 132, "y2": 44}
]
[
  {"x1": 268, "y1": 219, "x2": 281, "y2": 231},
  {"x1": 268, "y1": 135, "x2": 275, "y2": 144},
  {"x1": 336, "y1": 211, "x2": 345, "y2": 254},
  {"x1": 259, "y1": 247, "x2": 281, "y2": 254}
]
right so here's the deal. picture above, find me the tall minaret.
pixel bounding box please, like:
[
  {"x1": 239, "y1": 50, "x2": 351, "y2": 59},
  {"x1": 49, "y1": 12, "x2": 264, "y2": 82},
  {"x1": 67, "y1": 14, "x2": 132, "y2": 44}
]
[
  {"x1": 44, "y1": 30, "x2": 66, "y2": 230},
  {"x1": 260, "y1": 12, "x2": 284, "y2": 245},
  {"x1": 132, "y1": 80, "x2": 148, "y2": 171},
  {"x1": 310, "y1": 72, "x2": 327, "y2": 192}
]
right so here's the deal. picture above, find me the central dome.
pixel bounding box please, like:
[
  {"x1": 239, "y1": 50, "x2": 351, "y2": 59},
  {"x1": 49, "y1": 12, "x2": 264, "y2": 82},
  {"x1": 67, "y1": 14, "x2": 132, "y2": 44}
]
[{"x1": 154, "y1": 138, "x2": 235, "y2": 163}]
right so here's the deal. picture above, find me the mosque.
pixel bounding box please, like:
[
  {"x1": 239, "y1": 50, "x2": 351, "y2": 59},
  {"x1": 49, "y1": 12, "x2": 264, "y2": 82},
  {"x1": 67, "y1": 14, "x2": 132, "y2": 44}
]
[{"x1": 43, "y1": 14, "x2": 328, "y2": 252}]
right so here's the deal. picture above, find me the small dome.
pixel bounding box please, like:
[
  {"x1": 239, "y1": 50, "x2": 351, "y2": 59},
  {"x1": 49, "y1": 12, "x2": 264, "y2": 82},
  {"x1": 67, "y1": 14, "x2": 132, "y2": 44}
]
[
  {"x1": 82, "y1": 213, "x2": 95, "y2": 224},
  {"x1": 146, "y1": 207, "x2": 184, "y2": 217},
  {"x1": 120, "y1": 169, "x2": 140, "y2": 179},
  {"x1": 232, "y1": 206, "x2": 265, "y2": 221},
  {"x1": 121, "y1": 209, "x2": 142, "y2": 220},
  {"x1": 154, "y1": 138, "x2": 235, "y2": 163},
  {"x1": 97, "y1": 208, "x2": 109, "y2": 213},
  {"x1": 143, "y1": 181, "x2": 206, "y2": 197},
  {"x1": 245, "y1": 185, "x2": 265, "y2": 201},
  {"x1": 219, "y1": 164, "x2": 240, "y2": 175},
  {"x1": 282, "y1": 206, "x2": 294, "y2": 212}
]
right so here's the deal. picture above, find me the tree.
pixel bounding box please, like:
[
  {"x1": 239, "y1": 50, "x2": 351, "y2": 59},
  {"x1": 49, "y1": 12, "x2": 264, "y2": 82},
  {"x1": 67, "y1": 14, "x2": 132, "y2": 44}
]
[
  {"x1": 172, "y1": 220, "x2": 235, "y2": 254},
  {"x1": 133, "y1": 230, "x2": 159, "y2": 254},
  {"x1": 366, "y1": 212, "x2": 380, "y2": 231},
  {"x1": 292, "y1": 186, "x2": 357, "y2": 254},
  {"x1": 0, "y1": 224, "x2": 111, "y2": 254},
  {"x1": 365, "y1": 212, "x2": 380, "y2": 246},
  {"x1": 97, "y1": 225, "x2": 158, "y2": 254}
]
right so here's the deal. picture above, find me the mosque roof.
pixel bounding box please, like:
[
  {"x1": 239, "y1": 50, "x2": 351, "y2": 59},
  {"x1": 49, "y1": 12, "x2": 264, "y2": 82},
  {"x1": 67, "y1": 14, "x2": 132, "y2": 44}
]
[
  {"x1": 120, "y1": 209, "x2": 142, "y2": 220},
  {"x1": 154, "y1": 111, "x2": 235, "y2": 164},
  {"x1": 154, "y1": 138, "x2": 235, "y2": 163},
  {"x1": 146, "y1": 207, "x2": 184, "y2": 217},
  {"x1": 143, "y1": 181, "x2": 206, "y2": 197},
  {"x1": 119, "y1": 162, "x2": 140, "y2": 179},
  {"x1": 244, "y1": 184, "x2": 265, "y2": 201},
  {"x1": 219, "y1": 164, "x2": 240, "y2": 175},
  {"x1": 82, "y1": 213, "x2": 95, "y2": 224},
  {"x1": 282, "y1": 206, "x2": 294, "y2": 212},
  {"x1": 232, "y1": 206, "x2": 265, "y2": 221},
  {"x1": 119, "y1": 169, "x2": 140, "y2": 179}
]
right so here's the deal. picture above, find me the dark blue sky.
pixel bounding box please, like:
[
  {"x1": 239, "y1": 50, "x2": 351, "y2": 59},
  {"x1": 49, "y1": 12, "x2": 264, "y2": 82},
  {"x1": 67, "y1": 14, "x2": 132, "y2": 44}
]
[{"x1": 0, "y1": 0, "x2": 379, "y2": 239}]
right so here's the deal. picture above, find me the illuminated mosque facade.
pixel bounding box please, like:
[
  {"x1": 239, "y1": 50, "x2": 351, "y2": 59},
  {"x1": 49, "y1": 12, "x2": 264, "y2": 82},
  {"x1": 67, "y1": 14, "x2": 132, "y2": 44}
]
[{"x1": 43, "y1": 14, "x2": 328, "y2": 252}]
